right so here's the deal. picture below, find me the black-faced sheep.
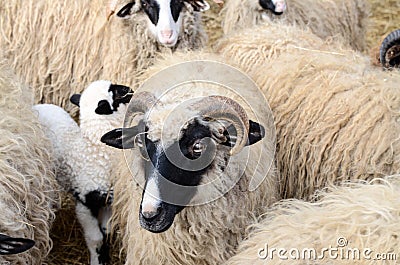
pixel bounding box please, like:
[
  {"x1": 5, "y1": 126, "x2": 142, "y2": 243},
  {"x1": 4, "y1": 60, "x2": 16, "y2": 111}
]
[
  {"x1": 215, "y1": 22, "x2": 400, "y2": 199},
  {"x1": 225, "y1": 177, "x2": 400, "y2": 265},
  {"x1": 0, "y1": 59, "x2": 59, "y2": 264},
  {"x1": 221, "y1": 0, "x2": 368, "y2": 51},
  {"x1": 101, "y1": 55, "x2": 279, "y2": 264},
  {"x1": 379, "y1": 29, "x2": 400, "y2": 69},
  {"x1": 0, "y1": 0, "x2": 212, "y2": 116}
]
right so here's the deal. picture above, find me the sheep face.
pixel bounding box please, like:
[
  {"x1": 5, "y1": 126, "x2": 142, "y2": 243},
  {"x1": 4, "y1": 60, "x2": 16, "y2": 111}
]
[
  {"x1": 101, "y1": 94, "x2": 265, "y2": 233},
  {"x1": 258, "y1": 0, "x2": 286, "y2": 15},
  {"x1": 70, "y1": 80, "x2": 133, "y2": 117},
  {"x1": 117, "y1": 0, "x2": 209, "y2": 47}
]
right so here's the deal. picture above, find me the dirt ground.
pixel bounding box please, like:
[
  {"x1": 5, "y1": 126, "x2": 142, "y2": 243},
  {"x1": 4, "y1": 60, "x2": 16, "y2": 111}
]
[{"x1": 47, "y1": 1, "x2": 400, "y2": 264}]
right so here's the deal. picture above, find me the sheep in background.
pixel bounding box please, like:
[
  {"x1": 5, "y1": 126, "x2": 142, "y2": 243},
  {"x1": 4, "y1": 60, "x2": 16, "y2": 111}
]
[
  {"x1": 225, "y1": 177, "x2": 400, "y2": 265},
  {"x1": 379, "y1": 29, "x2": 400, "y2": 68},
  {"x1": 215, "y1": 22, "x2": 400, "y2": 199},
  {"x1": 33, "y1": 103, "x2": 114, "y2": 265},
  {"x1": 0, "y1": 59, "x2": 59, "y2": 264},
  {"x1": 100, "y1": 53, "x2": 279, "y2": 264},
  {"x1": 0, "y1": 0, "x2": 212, "y2": 117},
  {"x1": 221, "y1": 0, "x2": 368, "y2": 51}
]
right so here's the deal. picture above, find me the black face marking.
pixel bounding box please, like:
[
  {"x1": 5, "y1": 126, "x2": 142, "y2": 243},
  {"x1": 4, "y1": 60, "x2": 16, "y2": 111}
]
[
  {"x1": 108, "y1": 84, "x2": 133, "y2": 110},
  {"x1": 83, "y1": 190, "x2": 112, "y2": 218},
  {"x1": 259, "y1": 0, "x2": 283, "y2": 15},
  {"x1": 95, "y1": 100, "x2": 113, "y2": 115},
  {"x1": 0, "y1": 234, "x2": 35, "y2": 255},
  {"x1": 141, "y1": 0, "x2": 160, "y2": 25},
  {"x1": 70, "y1": 94, "x2": 81, "y2": 107},
  {"x1": 170, "y1": 0, "x2": 184, "y2": 22},
  {"x1": 117, "y1": 2, "x2": 135, "y2": 18}
]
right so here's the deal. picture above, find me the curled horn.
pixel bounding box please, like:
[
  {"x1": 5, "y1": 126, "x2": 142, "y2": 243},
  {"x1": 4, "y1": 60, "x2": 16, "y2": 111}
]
[
  {"x1": 195, "y1": 95, "x2": 249, "y2": 156},
  {"x1": 379, "y1": 29, "x2": 400, "y2": 69},
  {"x1": 127, "y1": 91, "x2": 158, "y2": 115}
]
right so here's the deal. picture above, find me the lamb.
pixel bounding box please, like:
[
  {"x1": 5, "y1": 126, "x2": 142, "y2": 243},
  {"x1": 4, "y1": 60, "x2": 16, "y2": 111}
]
[
  {"x1": 0, "y1": 58, "x2": 59, "y2": 264},
  {"x1": 100, "y1": 54, "x2": 279, "y2": 264},
  {"x1": 32, "y1": 103, "x2": 114, "y2": 265},
  {"x1": 221, "y1": 0, "x2": 368, "y2": 51},
  {"x1": 0, "y1": 0, "x2": 213, "y2": 117},
  {"x1": 224, "y1": 177, "x2": 400, "y2": 265},
  {"x1": 215, "y1": 22, "x2": 400, "y2": 199}
]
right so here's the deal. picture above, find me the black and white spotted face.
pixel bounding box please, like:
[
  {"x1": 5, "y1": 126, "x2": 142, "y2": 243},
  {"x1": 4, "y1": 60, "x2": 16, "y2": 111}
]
[
  {"x1": 259, "y1": 0, "x2": 286, "y2": 15},
  {"x1": 70, "y1": 80, "x2": 133, "y2": 116},
  {"x1": 101, "y1": 118, "x2": 265, "y2": 233},
  {"x1": 117, "y1": 0, "x2": 210, "y2": 47}
]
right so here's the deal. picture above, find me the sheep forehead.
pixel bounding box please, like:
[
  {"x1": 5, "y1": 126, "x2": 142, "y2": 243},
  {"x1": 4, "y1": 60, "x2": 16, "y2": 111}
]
[{"x1": 80, "y1": 80, "x2": 113, "y2": 111}]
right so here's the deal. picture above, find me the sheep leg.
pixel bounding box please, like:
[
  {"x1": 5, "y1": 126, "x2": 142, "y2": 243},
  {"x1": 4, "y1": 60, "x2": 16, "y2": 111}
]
[{"x1": 75, "y1": 201, "x2": 109, "y2": 265}]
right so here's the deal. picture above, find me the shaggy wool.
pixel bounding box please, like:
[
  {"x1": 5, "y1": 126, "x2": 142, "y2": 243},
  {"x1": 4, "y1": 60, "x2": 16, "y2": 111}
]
[
  {"x1": 221, "y1": 0, "x2": 369, "y2": 51},
  {"x1": 225, "y1": 177, "x2": 400, "y2": 265},
  {"x1": 0, "y1": 58, "x2": 60, "y2": 264},
  {"x1": 0, "y1": 0, "x2": 206, "y2": 117},
  {"x1": 215, "y1": 22, "x2": 400, "y2": 199}
]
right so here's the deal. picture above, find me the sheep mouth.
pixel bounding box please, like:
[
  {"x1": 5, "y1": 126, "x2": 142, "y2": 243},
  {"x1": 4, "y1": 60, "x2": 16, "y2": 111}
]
[{"x1": 138, "y1": 204, "x2": 179, "y2": 233}]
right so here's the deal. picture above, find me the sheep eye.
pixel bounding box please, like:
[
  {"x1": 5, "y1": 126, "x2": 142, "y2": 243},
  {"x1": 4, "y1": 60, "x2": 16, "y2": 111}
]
[{"x1": 193, "y1": 142, "x2": 205, "y2": 154}]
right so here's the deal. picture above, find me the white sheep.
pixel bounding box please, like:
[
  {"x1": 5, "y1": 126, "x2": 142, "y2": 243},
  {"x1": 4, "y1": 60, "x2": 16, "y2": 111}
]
[
  {"x1": 225, "y1": 177, "x2": 400, "y2": 265},
  {"x1": 32, "y1": 103, "x2": 113, "y2": 265},
  {"x1": 0, "y1": 0, "x2": 212, "y2": 116},
  {"x1": 0, "y1": 58, "x2": 59, "y2": 264},
  {"x1": 221, "y1": 0, "x2": 368, "y2": 51},
  {"x1": 215, "y1": 22, "x2": 400, "y2": 200},
  {"x1": 101, "y1": 52, "x2": 279, "y2": 265}
]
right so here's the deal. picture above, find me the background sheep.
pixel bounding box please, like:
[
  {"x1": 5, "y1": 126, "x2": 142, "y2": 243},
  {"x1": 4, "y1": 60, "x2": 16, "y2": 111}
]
[
  {"x1": 0, "y1": 59, "x2": 59, "y2": 264},
  {"x1": 0, "y1": 0, "x2": 211, "y2": 117},
  {"x1": 101, "y1": 52, "x2": 279, "y2": 265},
  {"x1": 215, "y1": 22, "x2": 400, "y2": 199},
  {"x1": 225, "y1": 177, "x2": 400, "y2": 265},
  {"x1": 33, "y1": 103, "x2": 115, "y2": 265},
  {"x1": 221, "y1": 0, "x2": 369, "y2": 51}
]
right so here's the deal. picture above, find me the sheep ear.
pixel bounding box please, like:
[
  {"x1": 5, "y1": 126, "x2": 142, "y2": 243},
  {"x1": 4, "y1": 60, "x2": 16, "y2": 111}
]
[
  {"x1": 187, "y1": 0, "x2": 210, "y2": 12},
  {"x1": 95, "y1": 100, "x2": 114, "y2": 115},
  {"x1": 117, "y1": 2, "x2": 135, "y2": 19},
  {"x1": 101, "y1": 127, "x2": 137, "y2": 149},
  {"x1": 70, "y1": 94, "x2": 81, "y2": 107},
  {"x1": 220, "y1": 120, "x2": 265, "y2": 147},
  {"x1": 109, "y1": 84, "x2": 133, "y2": 103},
  {"x1": 0, "y1": 234, "x2": 35, "y2": 255}
]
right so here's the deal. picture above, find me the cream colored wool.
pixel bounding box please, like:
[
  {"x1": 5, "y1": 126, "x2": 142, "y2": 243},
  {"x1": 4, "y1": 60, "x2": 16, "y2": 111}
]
[
  {"x1": 0, "y1": 0, "x2": 206, "y2": 117},
  {"x1": 0, "y1": 59, "x2": 60, "y2": 264},
  {"x1": 225, "y1": 177, "x2": 400, "y2": 265},
  {"x1": 221, "y1": 0, "x2": 369, "y2": 51},
  {"x1": 215, "y1": 22, "x2": 400, "y2": 199},
  {"x1": 111, "y1": 51, "x2": 279, "y2": 265}
]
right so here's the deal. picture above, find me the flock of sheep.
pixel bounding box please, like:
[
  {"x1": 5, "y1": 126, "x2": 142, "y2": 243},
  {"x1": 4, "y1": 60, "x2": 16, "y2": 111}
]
[{"x1": 1, "y1": 0, "x2": 400, "y2": 264}]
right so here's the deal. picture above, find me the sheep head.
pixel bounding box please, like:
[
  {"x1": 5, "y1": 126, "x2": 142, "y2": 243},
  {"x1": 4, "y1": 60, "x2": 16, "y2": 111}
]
[
  {"x1": 101, "y1": 91, "x2": 265, "y2": 233},
  {"x1": 113, "y1": 0, "x2": 211, "y2": 47},
  {"x1": 259, "y1": 0, "x2": 286, "y2": 15},
  {"x1": 380, "y1": 29, "x2": 400, "y2": 69}
]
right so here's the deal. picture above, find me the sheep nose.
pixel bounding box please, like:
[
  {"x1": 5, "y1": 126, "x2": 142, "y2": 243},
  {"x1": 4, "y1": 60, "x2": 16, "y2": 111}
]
[
  {"x1": 142, "y1": 207, "x2": 162, "y2": 221},
  {"x1": 160, "y1": 29, "x2": 173, "y2": 39}
]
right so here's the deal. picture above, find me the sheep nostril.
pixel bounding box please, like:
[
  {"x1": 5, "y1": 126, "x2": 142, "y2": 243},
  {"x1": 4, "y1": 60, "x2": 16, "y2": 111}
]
[{"x1": 142, "y1": 207, "x2": 162, "y2": 221}]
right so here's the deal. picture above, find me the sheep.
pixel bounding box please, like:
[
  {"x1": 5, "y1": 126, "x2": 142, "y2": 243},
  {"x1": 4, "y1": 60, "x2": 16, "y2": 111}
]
[
  {"x1": 0, "y1": 0, "x2": 213, "y2": 117},
  {"x1": 221, "y1": 0, "x2": 369, "y2": 51},
  {"x1": 215, "y1": 22, "x2": 400, "y2": 199},
  {"x1": 224, "y1": 176, "x2": 400, "y2": 265},
  {"x1": 0, "y1": 58, "x2": 59, "y2": 264},
  {"x1": 100, "y1": 52, "x2": 279, "y2": 264},
  {"x1": 379, "y1": 28, "x2": 400, "y2": 69},
  {"x1": 32, "y1": 103, "x2": 114, "y2": 265}
]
